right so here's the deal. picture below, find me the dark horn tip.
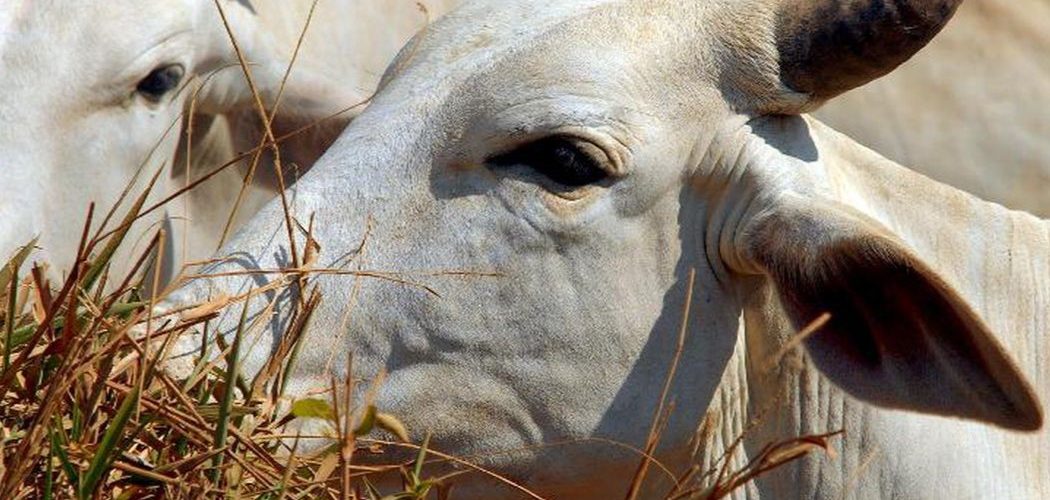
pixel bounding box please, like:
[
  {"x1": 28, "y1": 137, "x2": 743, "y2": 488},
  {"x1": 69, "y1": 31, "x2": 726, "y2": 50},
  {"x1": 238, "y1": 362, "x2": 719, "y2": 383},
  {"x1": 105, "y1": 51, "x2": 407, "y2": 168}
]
[
  {"x1": 776, "y1": 0, "x2": 963, "y2": 102},
  {"x1": 235, "y1": 0, "x2": 257, "y2": 14}
]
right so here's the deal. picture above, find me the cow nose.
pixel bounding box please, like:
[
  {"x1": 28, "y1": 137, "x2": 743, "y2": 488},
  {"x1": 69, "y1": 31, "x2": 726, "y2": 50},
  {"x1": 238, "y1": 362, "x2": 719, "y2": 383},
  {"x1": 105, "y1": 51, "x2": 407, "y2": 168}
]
[{"x1": 151, "y1": 190, "x2": 368, "y2": 380}]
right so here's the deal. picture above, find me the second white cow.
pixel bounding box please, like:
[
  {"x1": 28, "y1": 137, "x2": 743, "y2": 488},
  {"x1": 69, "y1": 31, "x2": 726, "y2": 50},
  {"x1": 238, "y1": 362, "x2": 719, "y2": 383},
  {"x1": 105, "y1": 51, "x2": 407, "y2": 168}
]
[{"x1": 0, "y1": 0, "x2": 454, "y2": 283}]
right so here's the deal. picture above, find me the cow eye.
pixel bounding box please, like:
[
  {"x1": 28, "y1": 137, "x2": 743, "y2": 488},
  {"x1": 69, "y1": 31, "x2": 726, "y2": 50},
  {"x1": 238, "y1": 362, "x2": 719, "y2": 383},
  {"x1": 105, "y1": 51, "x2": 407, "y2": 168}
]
[
  {"x1": 489, "y1": 137, "x2": 611, "y2": 188},
  {"x1": 136, "y1": 64, "x2": 185, "y2": 102}
]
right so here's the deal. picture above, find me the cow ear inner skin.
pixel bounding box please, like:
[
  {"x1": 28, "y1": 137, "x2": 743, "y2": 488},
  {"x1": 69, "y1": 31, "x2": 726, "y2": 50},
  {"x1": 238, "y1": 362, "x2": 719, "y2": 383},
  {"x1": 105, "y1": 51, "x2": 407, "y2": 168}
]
[{"x1": 744, "y1": 196, "x2": 1043, "y2": 432}]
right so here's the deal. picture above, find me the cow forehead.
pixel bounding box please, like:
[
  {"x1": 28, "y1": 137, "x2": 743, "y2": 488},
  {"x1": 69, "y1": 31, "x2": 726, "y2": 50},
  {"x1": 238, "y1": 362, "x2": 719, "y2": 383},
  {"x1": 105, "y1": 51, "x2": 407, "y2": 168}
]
[
  {"x1": 391, "y1": 0, "x2": 618, "y2": 87},
  {"x1": 0, "y1": 0, "x2": 196, "y2": 59},
  {"x1": 383, "y1": 0, "x2": 746, "y2": 125}
]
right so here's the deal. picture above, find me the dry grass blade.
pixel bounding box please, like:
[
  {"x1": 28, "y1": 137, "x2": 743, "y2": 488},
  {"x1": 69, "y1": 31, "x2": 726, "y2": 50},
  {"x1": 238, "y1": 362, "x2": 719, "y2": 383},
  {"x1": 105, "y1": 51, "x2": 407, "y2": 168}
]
[
  {"x1": 762, "y1": 312, "x2": 832, "y2": 375},
  {"x1": 82, "y1": 165, "x2": 164, "y2": 292},
  {"x1": 699, "y1": 431, "x2": 844, "y2": 499},
  {"x1": 110, "y1": 460, "x2": 180, "y2": 486},
  {"x1": 252, "y1": 287, "x2": 319, "y2": 400},
  {"x1": 0, "y1": 237, "x2": 37, "y2": 296},
  {"x1": 625, "y1": 269, "x2": 696, "y2": 500},
  {"x1": 358, "y1": 438, "x2": 548, "y2": 500},
  {"x1": 211, "y1": 0, "x2": 301, "y2": 271},
  {"x1": 216, "y1": 0, "x2": 321, "y2": 254}
]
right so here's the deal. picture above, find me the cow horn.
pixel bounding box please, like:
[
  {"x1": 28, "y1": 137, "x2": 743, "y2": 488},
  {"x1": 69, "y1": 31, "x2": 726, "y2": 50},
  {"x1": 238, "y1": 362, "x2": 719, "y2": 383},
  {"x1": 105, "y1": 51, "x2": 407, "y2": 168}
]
[
  {"x1": 235, "y1": 0, "x2": 256, "y2": 14},
  {"x1": 775, "y1": 0, "x2": 963, "y2": 102}
]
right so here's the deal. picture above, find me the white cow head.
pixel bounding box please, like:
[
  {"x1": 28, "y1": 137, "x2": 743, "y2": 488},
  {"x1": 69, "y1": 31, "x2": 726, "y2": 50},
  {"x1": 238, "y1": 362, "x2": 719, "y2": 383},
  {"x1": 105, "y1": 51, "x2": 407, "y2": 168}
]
[
  {"x1": 0, "y1": 0, "x2": 359, "y2": 278},
  {"x1": 171, "y1": 0, "x2": 1044, "y2": 496}
]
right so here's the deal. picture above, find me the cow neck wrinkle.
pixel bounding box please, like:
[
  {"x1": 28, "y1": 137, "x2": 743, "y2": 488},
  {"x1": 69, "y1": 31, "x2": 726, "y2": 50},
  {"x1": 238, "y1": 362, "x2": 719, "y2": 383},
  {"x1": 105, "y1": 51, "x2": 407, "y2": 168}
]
[{"x1": 705, "y1": 115, "x2": 1050, "y2": 497}]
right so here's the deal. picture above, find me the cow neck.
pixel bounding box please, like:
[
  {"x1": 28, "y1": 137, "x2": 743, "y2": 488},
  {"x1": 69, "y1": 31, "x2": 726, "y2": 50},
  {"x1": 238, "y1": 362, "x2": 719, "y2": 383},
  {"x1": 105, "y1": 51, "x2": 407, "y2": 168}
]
[{"x1": 700, "y1": 115, "x2": 1050, "y2": 497}]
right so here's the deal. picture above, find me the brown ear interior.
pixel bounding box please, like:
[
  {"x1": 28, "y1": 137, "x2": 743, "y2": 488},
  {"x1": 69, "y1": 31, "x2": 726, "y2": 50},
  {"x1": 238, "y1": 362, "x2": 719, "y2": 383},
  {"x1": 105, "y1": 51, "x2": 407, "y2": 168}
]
[
  {"x1": 225, "y1": 107, "x2": 350, "y2": 190},
  {"x1": 750, "y1": 202, "x2": 1043, "y2": 431}
]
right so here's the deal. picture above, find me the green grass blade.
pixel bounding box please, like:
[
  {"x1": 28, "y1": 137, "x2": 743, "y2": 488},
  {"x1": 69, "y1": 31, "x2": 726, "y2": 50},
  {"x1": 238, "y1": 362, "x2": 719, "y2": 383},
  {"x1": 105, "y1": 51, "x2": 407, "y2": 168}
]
[
  {"x1": 210, "y1": 291, "x2": 250, "y2": 485},
  {"x1": 70, "y1": 406, "x2": 83, "y2": 442},
  {"x1": 8, "y1": 301, "x2": 145, "y2": 350},
  {"x1": 4, "y1": 260, "x2": 17, "y2": 372},
  {"x1": 0, "y1": 237, "x2": 37, "y2": 294},
  {"x1": 49, "y1": 421, "x2": 80, "y2": 490},
  {"x1": 78, "y1": 385, "x2": 140, "y2": 499},
  {"x1": 412, "y1": 432, "x2": 431, "y2": 485},
  {"x1": 1, "y1": 238, "x2": 33, "y2": 372},
  {"x1": 106, "y1": 301, "x2": 147, "y2": 319},
  {"x1": 354, "y1": 404, "x2": 377, "y2": 436}
]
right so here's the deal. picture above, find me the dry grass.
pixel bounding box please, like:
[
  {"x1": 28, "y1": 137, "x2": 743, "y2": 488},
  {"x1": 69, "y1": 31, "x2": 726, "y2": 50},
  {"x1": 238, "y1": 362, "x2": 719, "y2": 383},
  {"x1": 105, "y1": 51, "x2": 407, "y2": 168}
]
[
  {"x1": 0, "y1": 184, "x2": 540, "y2": 499},
  {"x1": 0, "y1": 190, "x2": 841, "y2": 499}
]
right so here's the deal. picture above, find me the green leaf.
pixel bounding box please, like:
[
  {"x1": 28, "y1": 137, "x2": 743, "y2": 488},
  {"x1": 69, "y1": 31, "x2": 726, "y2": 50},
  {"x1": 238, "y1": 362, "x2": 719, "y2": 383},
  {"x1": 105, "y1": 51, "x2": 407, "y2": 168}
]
[
  {"x1": 290, "y1": 398, "x2": 335, "y2": 421},
  {"x1": 79, "y1": 385, "x2": 140, "y2": 499}
]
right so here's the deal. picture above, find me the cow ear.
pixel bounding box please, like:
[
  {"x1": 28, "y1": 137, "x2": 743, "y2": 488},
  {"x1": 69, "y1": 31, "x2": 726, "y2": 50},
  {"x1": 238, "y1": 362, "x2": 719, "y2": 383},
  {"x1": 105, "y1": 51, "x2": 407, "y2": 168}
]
[
  {"x1": 192, "y1": 62, "x2": 362, "y2": 176},
  {"x1": 193, "y1": 0, "x2": 366, "y2": 179},
  {"x1": 194, "y1": 61, "x2": 363, "y2": 121},
  {"x1": 744, "y1": 195, "x2": 1043, "y2": 431}
]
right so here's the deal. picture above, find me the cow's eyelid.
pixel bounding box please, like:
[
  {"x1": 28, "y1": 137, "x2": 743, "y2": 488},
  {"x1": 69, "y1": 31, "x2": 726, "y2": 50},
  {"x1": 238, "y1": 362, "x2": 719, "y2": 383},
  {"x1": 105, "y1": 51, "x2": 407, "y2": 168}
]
[
  {"x1": 487, "y1": 136, "x2": 614, "y2": 188},
  {"x1": 135, "y1": 64, "x2": 185, "y2": 103}
]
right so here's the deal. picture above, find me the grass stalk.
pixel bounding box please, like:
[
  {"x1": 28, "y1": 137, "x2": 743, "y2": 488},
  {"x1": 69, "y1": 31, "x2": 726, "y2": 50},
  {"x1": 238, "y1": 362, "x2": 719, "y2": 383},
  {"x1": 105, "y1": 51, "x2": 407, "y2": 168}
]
[
  {"x1": 78, "y1": 385, "x2": 140, "y2": 499},
  {"x1": 210, "y1": 289, "x2": 250, "y2": 485},
  {"x1": 4, "y1": 261, "x2": 17, "y2": 372}
]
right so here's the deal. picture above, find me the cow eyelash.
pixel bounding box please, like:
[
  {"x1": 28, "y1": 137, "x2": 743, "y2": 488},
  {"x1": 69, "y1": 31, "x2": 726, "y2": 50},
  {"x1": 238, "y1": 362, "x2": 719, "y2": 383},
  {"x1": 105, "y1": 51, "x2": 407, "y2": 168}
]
[
  {"x1": 488, "y1": 136, "x2": 611, "y2": 188},
  {"x1": 136, "y1": 64, "x2": 185, "y2": 103}
]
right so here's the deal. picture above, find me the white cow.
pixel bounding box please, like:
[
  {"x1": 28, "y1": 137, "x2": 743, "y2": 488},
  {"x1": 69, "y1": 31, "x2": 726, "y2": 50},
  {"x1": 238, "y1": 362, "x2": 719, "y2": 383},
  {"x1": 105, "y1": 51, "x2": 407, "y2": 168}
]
[
  {"x1": 168, "y1": 0, "x2": 1050, "y2": 498},
  {"x1": 817, "y1": 0, "x2": 1050, "y2": 217},
  {"x1": 0, "y1": 0, "x2": 453, "y2": 282}
]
